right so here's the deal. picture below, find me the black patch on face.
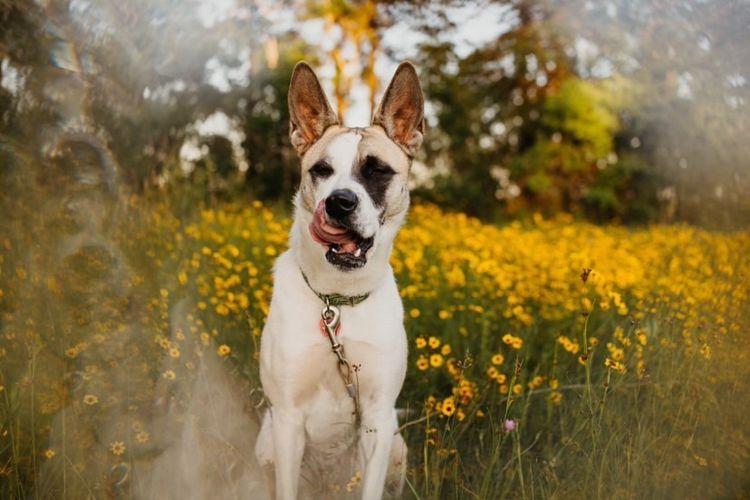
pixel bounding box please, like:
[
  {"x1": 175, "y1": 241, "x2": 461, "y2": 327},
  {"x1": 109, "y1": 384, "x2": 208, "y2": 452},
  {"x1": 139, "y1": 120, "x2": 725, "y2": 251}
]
[
  {"x1": 308, "y1": 159, "x2": 334, "y2": 184},
  {"x1": 354, "y1": 155, "x2": 396, "y2": 208}
]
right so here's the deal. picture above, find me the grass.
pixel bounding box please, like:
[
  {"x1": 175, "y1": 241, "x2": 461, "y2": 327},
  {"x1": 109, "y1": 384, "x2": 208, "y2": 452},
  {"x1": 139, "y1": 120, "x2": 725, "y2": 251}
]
[{"x1": 0, "y1": 198, "x2": 748, "y2": 499}]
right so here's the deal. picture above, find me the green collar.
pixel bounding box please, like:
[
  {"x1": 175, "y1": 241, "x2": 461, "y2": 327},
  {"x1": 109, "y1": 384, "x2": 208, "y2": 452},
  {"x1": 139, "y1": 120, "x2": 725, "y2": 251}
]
[{"x1": 300, "y1": 269, "x2": 370, "y2": 307}]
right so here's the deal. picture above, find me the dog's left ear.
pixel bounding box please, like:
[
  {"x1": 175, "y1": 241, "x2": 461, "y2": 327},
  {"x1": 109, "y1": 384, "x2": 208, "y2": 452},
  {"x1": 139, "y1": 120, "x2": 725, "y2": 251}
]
[{"x1": 372, "y1": 62, "x2": 425, "y2": 158}]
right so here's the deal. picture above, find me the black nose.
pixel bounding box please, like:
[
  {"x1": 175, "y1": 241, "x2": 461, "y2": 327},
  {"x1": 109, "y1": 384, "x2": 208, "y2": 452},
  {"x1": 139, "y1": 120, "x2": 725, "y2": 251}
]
[{"x1": 325, "y1": 189, "x2": 359, "y2": 219}]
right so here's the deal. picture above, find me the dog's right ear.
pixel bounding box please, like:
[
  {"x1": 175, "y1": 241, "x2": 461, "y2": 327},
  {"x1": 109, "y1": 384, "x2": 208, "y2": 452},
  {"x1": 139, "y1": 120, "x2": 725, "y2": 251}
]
[{"x1": 288, "y1": 62, "x2": 339, "y2": 156}]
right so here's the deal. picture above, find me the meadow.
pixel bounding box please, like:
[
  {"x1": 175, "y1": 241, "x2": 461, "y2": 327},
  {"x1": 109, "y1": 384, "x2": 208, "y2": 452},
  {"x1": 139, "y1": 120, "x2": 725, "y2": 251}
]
[{"x1": 1, "y1": 199, "x2": 748, "y2": 499}]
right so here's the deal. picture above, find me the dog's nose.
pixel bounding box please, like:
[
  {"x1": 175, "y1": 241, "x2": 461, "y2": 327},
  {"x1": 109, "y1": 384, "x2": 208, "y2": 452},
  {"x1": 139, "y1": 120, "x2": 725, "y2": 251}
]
[{"x1": 325, "y1": 189, "x2": 359, "y2": 219}]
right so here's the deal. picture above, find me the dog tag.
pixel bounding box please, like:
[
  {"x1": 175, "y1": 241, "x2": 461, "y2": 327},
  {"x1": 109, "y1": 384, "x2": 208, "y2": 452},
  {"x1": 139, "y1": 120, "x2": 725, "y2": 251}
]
[{"x1": 319, "y1": 319, "x2": 341, "y2": 337}]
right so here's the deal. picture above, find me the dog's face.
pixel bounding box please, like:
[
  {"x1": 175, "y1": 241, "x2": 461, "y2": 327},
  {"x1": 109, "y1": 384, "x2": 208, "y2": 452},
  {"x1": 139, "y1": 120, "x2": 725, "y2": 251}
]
[{"x1": 288, "y1": 62, "x2": 424, "y2": 271}]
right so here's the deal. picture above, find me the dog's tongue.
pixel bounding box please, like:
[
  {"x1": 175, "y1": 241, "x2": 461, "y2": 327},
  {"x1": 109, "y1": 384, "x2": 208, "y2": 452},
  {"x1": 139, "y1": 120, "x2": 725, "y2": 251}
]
[{"x1": 309, "y1": 200, "x2": 358, "y2": 253}]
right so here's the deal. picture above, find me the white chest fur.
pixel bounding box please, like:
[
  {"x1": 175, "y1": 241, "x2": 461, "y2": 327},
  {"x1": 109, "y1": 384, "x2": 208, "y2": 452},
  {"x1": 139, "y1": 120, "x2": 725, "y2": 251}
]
[{"x1": 259, "y1": 252, "x2": 408, "y2": 415}]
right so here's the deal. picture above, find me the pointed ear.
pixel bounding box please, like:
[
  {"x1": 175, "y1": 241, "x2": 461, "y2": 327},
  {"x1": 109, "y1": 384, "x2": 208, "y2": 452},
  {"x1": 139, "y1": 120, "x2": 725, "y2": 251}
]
[
  {"x1": 372, "y1": 62, "x2": 425, "y2": 157},
  {"x1": 288, "y1": 62, "x2": 339, "y2": 156}
]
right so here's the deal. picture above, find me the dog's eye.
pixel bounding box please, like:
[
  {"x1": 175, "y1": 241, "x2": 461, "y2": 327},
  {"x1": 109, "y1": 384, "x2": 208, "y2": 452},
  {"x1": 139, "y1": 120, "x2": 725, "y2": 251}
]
[
  {"x1": 361, "y1": 156, "x2": 395, "y2": 178},
  {"x1": 309, "y1": 160, "x2": 334, "y2": 179}
]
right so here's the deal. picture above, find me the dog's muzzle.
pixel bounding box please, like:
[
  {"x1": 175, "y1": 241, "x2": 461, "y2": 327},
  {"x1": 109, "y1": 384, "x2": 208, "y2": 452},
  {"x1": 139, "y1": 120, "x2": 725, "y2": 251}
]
[{"x1": 309, "y1": 197, "x2": 374, "y2": 270}]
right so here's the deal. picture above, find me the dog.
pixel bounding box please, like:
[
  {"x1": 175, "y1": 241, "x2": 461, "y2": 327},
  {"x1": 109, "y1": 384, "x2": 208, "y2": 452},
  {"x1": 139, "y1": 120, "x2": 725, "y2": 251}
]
[{"x1": 254, "y1": 61, "x2": 424, "y2": 500}]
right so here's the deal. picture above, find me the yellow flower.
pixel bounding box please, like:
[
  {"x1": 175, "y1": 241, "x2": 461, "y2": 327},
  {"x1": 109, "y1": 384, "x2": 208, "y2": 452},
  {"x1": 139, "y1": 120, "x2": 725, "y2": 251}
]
[
  {"x1": 502, "y1": 334, "x2": 523, "y2": 349},
  {"x1": 527, "y1": 375, "x2": 544, "y2": 389},
  {"x1": 428, "y1": 336, "x2": 441, "y2": 349},
  {"x1": 415, "y1": 337, "x2": 427, "y2": 349},
  {"x1": 512, "y1": 384, "x2": 523, "y2": 395},
  {"x1": 136, "y1": 431, "x2": 150, "y2": 444},
  {"x1": 438, "y1": 310, "x2": 452, "y2": 320},
  {"x1": 82, "y1": 394, "x2": 98, "y2": 406},
  {"x1": 217, "y1": 344, "x2": 231, "y2": 357},
  {"x1": 43, "y1": 449, "x2": 55, "y2": 459},
  {"x1": 409, "y1": 308, "x2": 421, "y2": 319},
  {"x1": 169, "y1": 348, "x2": 180, "y2": 358},
  {"x1": 430, "y1": 354, "x2": 444, "y2": 368},
  {"x1": 604, "y1": 358, "x2": 626, "y2": 374},
  {"x1": 441, "y1": 344, "x2": 452, "y2": 356},
  {"x1": 699, "y1": 344, "x2": 712, "y2": 359},
  {"x1": 416, "y1": 355, "x2": 429, "y2": 371},
  {"x1": 549, "y1": 392, "x2": 563, "y2": 405},
  {"x1": 491, "y1": 353, "x2": 504, "y2": 365},
  {"x1": 162, "y1": 369, "x2": 176, "y2": 380},
  {"x1": 440, "y1": 396, "x2": 456, "y2": 417},
  {"x1": 109, "y1": 441, "x2": 126, "y2": 456}
]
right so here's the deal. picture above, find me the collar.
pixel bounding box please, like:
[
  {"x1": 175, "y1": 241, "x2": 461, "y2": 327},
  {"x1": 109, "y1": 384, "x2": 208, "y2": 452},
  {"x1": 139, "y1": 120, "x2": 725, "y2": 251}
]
[{"x1": 300, "y1": 269, "x2": 370, "y2": 307}]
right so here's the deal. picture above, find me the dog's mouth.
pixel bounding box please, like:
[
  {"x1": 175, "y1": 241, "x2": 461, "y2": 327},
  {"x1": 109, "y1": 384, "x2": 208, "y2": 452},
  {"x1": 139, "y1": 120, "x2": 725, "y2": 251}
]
[{"x1": 309, "y1": 200, "x2": 374, "y2": 270}]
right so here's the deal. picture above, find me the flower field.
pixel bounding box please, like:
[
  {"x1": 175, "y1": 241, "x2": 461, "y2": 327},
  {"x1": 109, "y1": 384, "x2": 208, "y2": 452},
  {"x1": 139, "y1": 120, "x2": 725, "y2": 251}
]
[{"x1": 1, "y1": 199, "x2": 749, "y2": 498}]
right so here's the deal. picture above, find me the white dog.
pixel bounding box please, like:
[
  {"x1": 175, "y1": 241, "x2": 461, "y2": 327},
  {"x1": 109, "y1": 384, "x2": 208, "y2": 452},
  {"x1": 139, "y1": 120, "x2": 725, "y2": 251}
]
[{"x1": 254, "y1": 61, "x2": 424, "y2": 500}]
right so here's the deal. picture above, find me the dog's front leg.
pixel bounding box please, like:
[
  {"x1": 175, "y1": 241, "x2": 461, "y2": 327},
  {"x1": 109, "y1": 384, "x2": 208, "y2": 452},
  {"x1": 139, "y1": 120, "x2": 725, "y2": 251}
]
[
  {"x1": 359, "y1": 408, "x2": 397, "y2": 500},
  {"x1": 271, "y1": 406, "x2": 305, "y2": 500}
]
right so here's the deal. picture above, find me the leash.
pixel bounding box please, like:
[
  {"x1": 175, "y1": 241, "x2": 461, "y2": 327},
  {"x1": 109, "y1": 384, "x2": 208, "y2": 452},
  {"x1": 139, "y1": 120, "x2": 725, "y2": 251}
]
[{"x1": 301, "y1": 269, "x2": 366, "y2": 426}]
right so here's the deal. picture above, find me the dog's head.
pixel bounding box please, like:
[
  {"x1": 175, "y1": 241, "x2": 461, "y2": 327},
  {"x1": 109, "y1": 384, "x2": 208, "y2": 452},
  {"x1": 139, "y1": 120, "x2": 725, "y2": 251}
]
[{"x1": 289, "y1": 62, "x2": 424, "y2": 271}]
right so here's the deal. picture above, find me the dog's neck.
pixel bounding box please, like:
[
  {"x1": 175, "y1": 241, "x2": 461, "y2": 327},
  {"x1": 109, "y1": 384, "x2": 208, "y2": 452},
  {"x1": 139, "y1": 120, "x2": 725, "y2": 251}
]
[{"x1": 289, "y1": 204, "x2": 402, "y2": 298}]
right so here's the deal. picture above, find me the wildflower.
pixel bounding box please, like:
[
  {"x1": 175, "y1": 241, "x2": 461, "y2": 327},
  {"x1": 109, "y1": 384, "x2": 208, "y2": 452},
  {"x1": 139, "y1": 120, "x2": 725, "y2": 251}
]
[
  {"x1": 441, "y1": 344, "x2": 452, "y2": 356},
  {"x1": 503, "y1": 419, "x2": 517, "y2": 432},
  {"x1": 109, "y1": 441, "x2": 126, "y2": 456},
  {"x1": 415, "y1": 337, "x2": 426, "y2": 349},
  {"x1": 581, "y1": 297, "x2": 593, "y2": 315},
  {"x1": 699, "y1": 344, "x2": 712, "y2": 359},
  {"x1": 430, "y1": 354, "x2": 444, "y2": 368},
  {"x1": 502, "y1": 334, "x2": 523, "y2": 349},
  {"x1": 604, "y1": 358, "x2": 627, "y2": 374},
  {"x1": 512, "y1": 384, "x2": 523, "y2": 395},
  {"x1": 527, "y1": 375, "x2": 544, "y2": 389},
  {"x1": 549, "y1": 392, "x2": 563, "y2": 405},
  {"x1": 162, "y1": 369, "x2": 176, "y2": 380},
  {"x1": 438, "y1": 310, "x2": 452, "y2": 320},
  {"x1": 136, "y1": 431, "x2": 150, "y2": 444},
  {"x1": 409, "y1": 308, "x2": 421, "y2": 319},
  {"x1": 169, "y1": 347, "x2": 180, "y2": 358},
  {"x1": 440, "y1": 396, "x2": 456, "y2": 417},
  {"x1": 425, "y1": 396, "x2": 437, "y2": 410},
  {"x1": 43, "y1": 449, "x2": 55, "y2": 459},
  {"x1": 491, "y1": 353, "x2": 504, "y2": 365},
  {"x1": 217, "y1": 344, "x2": 231, "y2": 357},
  {"x1": 82, "y1": 394, "x2": 98, "y2": 406},
  {"x1": 428, "y1": 336, "x2": 441, "y2": 349}
]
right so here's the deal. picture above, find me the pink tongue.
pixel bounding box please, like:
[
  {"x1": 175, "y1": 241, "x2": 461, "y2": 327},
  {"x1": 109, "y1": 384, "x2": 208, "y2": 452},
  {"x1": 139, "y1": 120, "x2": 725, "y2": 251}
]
[{"x1": 309, "y1": 200, "x2": 358, "y2": 253}]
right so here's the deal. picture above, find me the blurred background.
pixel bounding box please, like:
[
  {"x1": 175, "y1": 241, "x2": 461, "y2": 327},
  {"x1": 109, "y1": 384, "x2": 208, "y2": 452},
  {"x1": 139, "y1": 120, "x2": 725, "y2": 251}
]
[
  {"x1": 2, "y1": 0, "x2": 749, "y2": 226},
  {"x1": 1, "y1": 1, "x2": 749, "y2": 499}
]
